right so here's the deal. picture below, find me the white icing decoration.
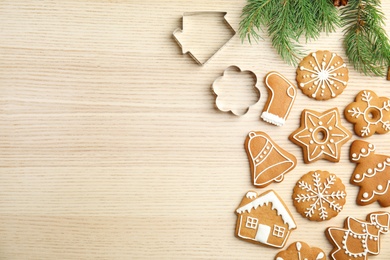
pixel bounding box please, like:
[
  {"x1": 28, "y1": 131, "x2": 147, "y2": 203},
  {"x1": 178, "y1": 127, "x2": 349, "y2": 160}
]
[
  {"x1": 246, "y1": 191, "x2": 257, "y2": 199},
  {"x1": 236, "y1": 190, "x2": 296, "y2": 229},
  {"x1": 262, "y1": 72, "x2": 297, "y2": 126},
  {"x1": 292, "y1": 109, "x2": 351, "y2": 162},
  {"x1": 351, "y1": 142, "x2": 376, "y2": 161},
  {"x1": 294, "y1": 172, "x2": 346, "y2": 220},
  {"x1": 316, "y1": 252, "x2": 325, "y2": 260},
  {"x1": 347, "y1": 90, "x2": 390, "y2": 137},
  {"x1": 276, "y1": 258, "x2": 284, "y2": 260},
  {"x1": 247, "y1": 132, "x2": 296, "y2": 186},
  {"x1": 327, "y1": 213, "x2": 390, "y2": 259},
  {"x1": 299, "y1": 52, "x2": 347, "y2": 98},
  {"x1": 261, "y1": 111, "x2": 286, "y2": 126}
]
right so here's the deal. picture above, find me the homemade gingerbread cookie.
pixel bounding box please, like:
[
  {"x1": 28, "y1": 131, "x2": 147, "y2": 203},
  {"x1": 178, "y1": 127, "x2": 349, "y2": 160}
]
[
  {"x1": 350, "y1": 140, "x2": 390, "y2": 207},
  {"x1": 235, "y1": 190, "x2": 297, "y2": 248},
  {"x1": 293, "y1": 170, "x2": 346, "y2": 221},
  {"x1": 296, "y1": 50, "x2": 348, "y2": 100},
  {"x1": 261, "y1": 72, "x2": 297, "y2": 126},
  {"x1": 245, "y1": 131, "x2": 297, "y2": 187},
  {"x1": 289, "y1": 108, "x2": 352, "y2": 163},
  {"x1": 275, "y1": 241, "x2": 326, "y2": 260},
  {"x1": 326, "y1": 211, "x2": 390, "y2": 260},
  {"x1": 345, "y1": 90, "x2": 390, "y2": 137}
]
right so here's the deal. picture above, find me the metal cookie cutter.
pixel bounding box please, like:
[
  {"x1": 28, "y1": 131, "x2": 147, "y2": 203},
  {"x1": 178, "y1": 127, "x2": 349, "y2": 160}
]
[
  {"x1": 173, "y1": 12, "x2": 236, "y2": 65},
  {"x1": 212, "y1": 66, "x2": 261, "y2": 116}
]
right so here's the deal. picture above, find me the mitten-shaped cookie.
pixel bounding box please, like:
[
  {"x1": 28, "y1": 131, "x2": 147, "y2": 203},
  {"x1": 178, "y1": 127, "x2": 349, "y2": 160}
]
[{"x1": 261, "y1": 72, "x2": 297, "y2": 126}]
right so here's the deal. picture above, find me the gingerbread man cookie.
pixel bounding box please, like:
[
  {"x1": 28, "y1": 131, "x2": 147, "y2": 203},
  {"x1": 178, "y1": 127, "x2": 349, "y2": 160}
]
[
  {"x1": 235, "y1": 190, "x2": 297, "y2": 248},
  {"x1": 293, "y1": 170, "x2": 346, "y2": 221},
  {"x1": 326, "y1": 211, "x2": 390, "y2": 260},
  {"x1": 245, "y1": 131, "x2": 297, "y2": 187},
  {"x1": 289, "y1": 108, "x2": 352, "y2": 163},
  {"x1": 275, "y1": 241, "x2": 326, "y2": 260},
  {"x1": 296, "y1": 50, "x2": 348, "y2": 100},
  {"x1": 350, "y1": 140, "x2": 390, "y2": 207},
  {"x1": 345, "y1": 90, "x2": 390, "y2": 137},
  {"x1": 261, "y1": 72, "x2": 297, "y2": 126}
]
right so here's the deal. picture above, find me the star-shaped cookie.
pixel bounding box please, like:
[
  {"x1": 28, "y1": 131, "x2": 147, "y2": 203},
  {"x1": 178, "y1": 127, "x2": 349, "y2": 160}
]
[{"x1": 289, "y1": 108, "x2": 352, "y2": 163}]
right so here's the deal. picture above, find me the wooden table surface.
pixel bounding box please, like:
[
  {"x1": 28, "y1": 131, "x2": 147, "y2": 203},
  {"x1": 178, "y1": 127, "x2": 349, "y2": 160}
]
[{"x1": 2, "y1": 1, "x2": 390, "y2": 259}]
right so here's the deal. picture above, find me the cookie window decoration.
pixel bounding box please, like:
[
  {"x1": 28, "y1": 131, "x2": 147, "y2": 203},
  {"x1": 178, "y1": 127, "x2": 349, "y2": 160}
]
[
  {"x1": 235, "y1": 190, "x2": 297, "y2": 248},
  {"x1": 345, "y1": 90, "x2": 390, "y2": 137},
  {"x1": 293, "y1": 170, "x2": 346, "y2": 221},
  {"x1": 296, "y1": 50, "x2": 349, "y2": 101},
  {"x1": 326, "y1": 212, "x2": 390, "y2": 260},
  {"x1": 350, "y1": 140, "x2": 390, "y2": 207},
  {"x1": 289, "y1": 108, "x2": 352, "y2": 164}
]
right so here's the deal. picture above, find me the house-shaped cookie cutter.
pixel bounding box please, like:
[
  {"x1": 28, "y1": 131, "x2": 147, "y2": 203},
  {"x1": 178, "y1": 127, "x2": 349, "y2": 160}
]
[{"x1": 173, "y1": 12, "x2": 236, "y2": 65}]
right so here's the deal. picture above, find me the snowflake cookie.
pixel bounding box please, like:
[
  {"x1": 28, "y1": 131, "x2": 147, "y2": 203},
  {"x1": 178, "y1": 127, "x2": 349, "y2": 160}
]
[
  {"x1": 345, "y1": 90, "x2": 390, "y2": 137},
  {"x1": 275, "y1": 241, "x2": 325, "y2": 260},
  {"x1": 296, "y1": 50, "x2": 348, "y2": 100},
  {"x1": 289, "y1": 107, "x2": 352, "y2": 164},
  {"x1": 326, "y1": 212, "x2": 390, "y2": 260},
  {"x1": 293, "y1": 170, "x2": 346, "y2": 221}
]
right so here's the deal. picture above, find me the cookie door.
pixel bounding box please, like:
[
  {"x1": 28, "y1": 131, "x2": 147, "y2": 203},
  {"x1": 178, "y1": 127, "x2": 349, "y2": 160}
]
[{"x1": 255, "y1": 224, "x2": 271, "y2": 244}]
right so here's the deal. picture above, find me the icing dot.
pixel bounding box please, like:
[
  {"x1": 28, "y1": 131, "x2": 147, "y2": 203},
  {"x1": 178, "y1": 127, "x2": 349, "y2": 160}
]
[
  {"x1": 387, "y1": 158, "x2": 390, "y2": 163},
  {"x1": 367, "y1": 168, "x2": 373, "y2": 174},
  {"x1": 312, "y1": 94, "x2": 316, "y2": 98},
  {"x1": 309, "y1": 128, "x2": 313, "y2": 132},
  {"x1": 375, "y1": 237, "x2": 378, "y2": 241},
  {"x1": 319, "y1": 121, "x2": 323, "y2": 125},
  {"x1": 352, "y1": 153, "x2": 357, "y2": 158},
  {"x1": 263, "y1": 151, "x2": 267, "y2": 155},
  {"x1": 355, "y1": 174, "x2": 361, "y2": 179},
  {"x1": 321, "y1": 145, "x2": 325, "y2": 150},
  {"x1": 255, "y1": 159, "x2": 260, "y2": 163},
  {"x1": 378, "y1": 163, "x2": 383, "y2": 168},
  {"x1": 330, "y1": 139, "x2": 334, "y2": 143},
  {"x1": 378, "y1": 185, "x2": 383, "y2": 190},
  {"x1": 368, "y1": 144, "x2": 374, "y2": 148},
  {"x1": 361, "y1": 148, "x2": 366, "y2": 153},
  {"x1": 362, "y1": 224, "x2": 365, "y2": 227},
  {"x1": 260, "y1": 156, "x2": 263, "y2": 159},
  {"x1": 300, "y1": 83, "x2": 304, "y2": 87},
  {"x1": 310, "y1": 140, "x2": 314, "y2": 144},
  {"x1": 363, "y1": 192, "x2": 369, "y2": 198},
  {"x1": 332, "y1": 93, "x2": 336, "y2": 97},
  {"x1": 266, "y1": 146, "x2": 270, "y2": 150},
  {"x1": 328, "y1": 126, "x2": 333, "y2": 131}
]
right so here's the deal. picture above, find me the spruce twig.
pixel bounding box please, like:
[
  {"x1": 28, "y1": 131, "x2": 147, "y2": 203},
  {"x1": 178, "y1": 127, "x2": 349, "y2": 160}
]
[
  {"x1": 239, "y1": 0, "x2": 340, "y2": 65},
  {"x1": 342, "y1": 0, "x2": 390, "y2": 76}
]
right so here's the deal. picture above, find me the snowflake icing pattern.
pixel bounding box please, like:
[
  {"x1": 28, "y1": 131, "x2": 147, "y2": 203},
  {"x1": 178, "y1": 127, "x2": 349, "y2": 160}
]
[
  {"x1": 297, "y1": 51, "x2": 348, "y2": 100},
  {"x1": 346, "y1": 90, "x2": 390, "y2": 137},
  {"x1": 294, "y1": 171, "x2": 346, "y2": 221}
]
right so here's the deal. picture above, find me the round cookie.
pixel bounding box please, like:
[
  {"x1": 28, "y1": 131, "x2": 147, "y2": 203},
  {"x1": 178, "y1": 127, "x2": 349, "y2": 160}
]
[
  {"x1": 293, "y1": 170, "x2": 346, "y2": 221},
  {"x1": 275, "y1": 241, "x2": 325, "y2": 260},
  {"x1": 296, "y1": 50, "x2": 348, "y2": 100}
]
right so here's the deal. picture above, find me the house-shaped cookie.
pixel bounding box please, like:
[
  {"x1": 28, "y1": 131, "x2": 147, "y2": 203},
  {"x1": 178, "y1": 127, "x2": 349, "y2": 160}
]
[{"x1": 235, "y1": 190, "x2": 297, "y2": 248}]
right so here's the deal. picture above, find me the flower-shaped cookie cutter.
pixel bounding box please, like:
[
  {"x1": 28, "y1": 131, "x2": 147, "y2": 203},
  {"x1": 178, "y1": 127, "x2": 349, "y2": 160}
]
[
  {"x1": 345, "y1": 90, "x2": 390, "y2": 137},
  {"x1": 212, "y1": 66, "x2": 260, "y2": 116}
]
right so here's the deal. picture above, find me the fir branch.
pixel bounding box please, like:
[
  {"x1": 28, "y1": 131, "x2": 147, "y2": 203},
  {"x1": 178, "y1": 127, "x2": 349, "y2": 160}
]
[
  {"x1": 342, "y1": 0, "x2": 390, "y2": 76},
  {"x1": 239, "y1": 0, "x2": 340, "y2": 65}
]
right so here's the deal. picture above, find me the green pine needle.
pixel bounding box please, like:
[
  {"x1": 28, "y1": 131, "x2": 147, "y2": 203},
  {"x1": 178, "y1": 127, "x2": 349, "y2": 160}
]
[
  {"x1": 342, "y1": 0, "x2": 390, "y2": 76},
  {"x1": 239, "y1": 0, "x2": 339, "y2": 65}
]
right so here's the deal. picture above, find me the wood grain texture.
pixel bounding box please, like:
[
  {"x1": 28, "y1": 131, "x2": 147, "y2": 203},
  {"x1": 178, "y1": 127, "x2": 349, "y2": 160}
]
[{"x1": 1, "y1": 0, "x2": 390, "y2": 259}]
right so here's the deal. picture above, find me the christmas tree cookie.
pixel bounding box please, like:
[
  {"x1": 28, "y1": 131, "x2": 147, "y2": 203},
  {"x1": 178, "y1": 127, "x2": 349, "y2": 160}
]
[
  {"x1": 350, "y1": 140, "x2": 390, "y2": 206},
  {"x1": 326, "y1": 212, "x2": 390, "y2": 260}
]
